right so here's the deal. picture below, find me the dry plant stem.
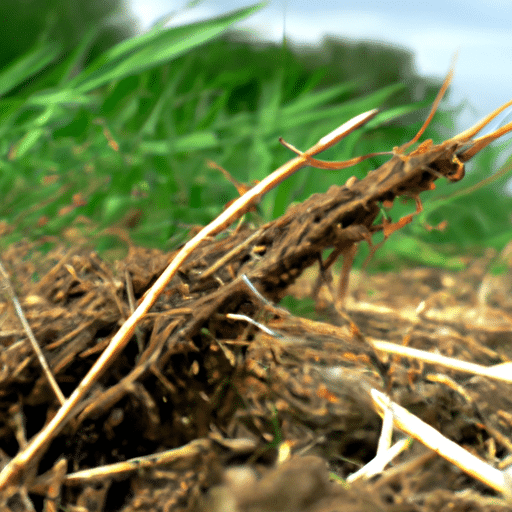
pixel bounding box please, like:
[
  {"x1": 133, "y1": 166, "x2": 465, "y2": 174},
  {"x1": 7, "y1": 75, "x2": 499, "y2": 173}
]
[
  {"x1": 199, "y1": 229, "x2": 263, "y2": 280},
  {"x1": 371, "y1": 389, "x2": 510, "y2": 497},
  {"x1": 346, "y1": 404, "x2": 406, "y2": 483},
  {"x1": 42, "y1": 458, "x2": 66, "y2": 512},
  {"x1": 279, "y1": 136, "x2": 391, "y2": 170},
  {"x1": 0, "y1": 261, "x2": 65, "y2": 406},
  {"x1": 371, "y1": 339, "x2": 512, "y2": 383},
  {"x1": 0, "y1": 108, "x2": 379, "y2": 491},
  {"x1": 346, "y1": 438, "x2": 410, "y2": 483},
  {"x1": 451, "y1": 101, "x2": 512, "y2": 160},
  {"x1": 395, "y1": 63, "x2": 454, "y2": 154},
  {"x1": 64, "y1": 438, "x2": 211, "y2": 484},
  {"x1": 377, "y1": 403, "x2": 394, "y2": 456},
  {"x1": 124, "y1": 269, "x2": 144, "y2": 354},
  {"x1": 371, "y1": 451, "x2": 437, "y2": 491}
]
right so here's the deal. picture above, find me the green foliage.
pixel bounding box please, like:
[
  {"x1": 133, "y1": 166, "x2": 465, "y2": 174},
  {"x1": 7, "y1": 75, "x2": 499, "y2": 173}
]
[
  {"x1": 0, "y1": 0, "x2": 136, "y2": 73},
  {"x1": 0, "y1": 2, "x2": 511, "y2": 269}
]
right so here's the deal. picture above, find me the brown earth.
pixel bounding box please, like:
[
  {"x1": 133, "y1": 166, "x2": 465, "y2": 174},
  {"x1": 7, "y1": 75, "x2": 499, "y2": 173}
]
[{"x1": 1, "y1": 237, "x2": 512, "y2": 512}]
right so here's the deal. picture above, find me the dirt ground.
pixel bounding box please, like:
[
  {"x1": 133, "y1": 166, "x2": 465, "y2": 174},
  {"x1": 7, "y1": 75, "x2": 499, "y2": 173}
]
[{"x1": 1, "y1": 238, "x2": 512, "y2": 512}]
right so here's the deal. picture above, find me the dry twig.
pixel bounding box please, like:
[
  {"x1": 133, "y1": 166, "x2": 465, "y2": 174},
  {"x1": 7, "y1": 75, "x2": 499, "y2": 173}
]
[
  {"x1": 371, "y1": 389, "x2": 511, "y2": 499},
  {"x1": 0, "y1": 260, "x2": 65, "y2": 405}
]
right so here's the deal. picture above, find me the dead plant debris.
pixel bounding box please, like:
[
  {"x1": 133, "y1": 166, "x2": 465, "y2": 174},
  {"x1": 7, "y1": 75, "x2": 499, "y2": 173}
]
[
  {"x1": 2, "y1": 241, "x2": 512, "y2": 511},
  {"x1": 1, "y1": 74, "x2": 512, "y2": 511}
]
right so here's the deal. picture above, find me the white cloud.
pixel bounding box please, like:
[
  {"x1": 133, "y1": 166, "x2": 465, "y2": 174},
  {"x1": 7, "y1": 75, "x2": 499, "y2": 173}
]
[{"x1": 127, "y1": 0, "x2": 512, "y2": 127}]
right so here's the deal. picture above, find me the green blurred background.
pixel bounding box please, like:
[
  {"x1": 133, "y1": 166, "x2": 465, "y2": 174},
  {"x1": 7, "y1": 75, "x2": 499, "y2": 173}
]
[{"x1": 0, "y1": 0, "x2": 511, "y2": 270}]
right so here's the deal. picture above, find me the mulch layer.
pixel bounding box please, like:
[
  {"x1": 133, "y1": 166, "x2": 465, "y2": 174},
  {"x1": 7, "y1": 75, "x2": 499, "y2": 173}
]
[{"x1": 1, "y1": 238, "x2": 512, "y2": 512}]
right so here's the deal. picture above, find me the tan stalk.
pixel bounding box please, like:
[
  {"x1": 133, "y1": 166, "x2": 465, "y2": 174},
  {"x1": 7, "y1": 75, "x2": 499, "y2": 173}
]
[
  {"x1": 0, "y1": 261, "x2": 65, "y2": 406},
  {"x1": 371, "y1": 339, "x2": 512, "y2": 383},
  {"x1": 371, "y1": 389, "x2": 511, "y2": 497},
  {"x1": 395, "y1": 64, "x2": 454, "y2": 155}
]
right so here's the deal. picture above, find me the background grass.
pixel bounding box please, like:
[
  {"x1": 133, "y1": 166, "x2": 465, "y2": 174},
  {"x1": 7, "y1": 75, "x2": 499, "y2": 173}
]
[{"x1": 0, "y1": 2, "x2": 511, "y2": 270}]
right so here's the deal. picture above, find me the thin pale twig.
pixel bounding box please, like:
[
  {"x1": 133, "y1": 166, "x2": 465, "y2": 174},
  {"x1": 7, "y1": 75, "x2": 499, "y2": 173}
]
[
  {"x1": 371, "y1": 339, "x2": 512, "y2": 383},
  {"x1": 199, "y1": 231, "x2": 262, "y2": 281},
  {"x1": 346, "y1": 438, "x2": 410, "y2": 483},
  {"x1": 226, "y1": 313, "x2": 283, "y2": 338},
  {"x1": 64, "y1": 439, "x2": 211, "y2": 484},
  {"x1": 125, "y1": 269, "x2": 144, "y2": 354},
  {"x1": 0, "y1": 261, "x2": 65, "y2": 405},
  {"x1": 371, "y1": 389, "x2": 511, "y2": 498},
  {"x1": 347, "y1": 402, "x2": 405, "y2": 483},
  {"x1": 279, "y1": 136, "x2": 391, "y2": 170}
]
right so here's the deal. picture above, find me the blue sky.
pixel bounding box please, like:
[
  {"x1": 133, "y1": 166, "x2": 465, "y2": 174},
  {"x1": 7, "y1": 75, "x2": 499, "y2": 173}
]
[{"x1": 128, "y1": 0, "x2": 512, "y2": 132}]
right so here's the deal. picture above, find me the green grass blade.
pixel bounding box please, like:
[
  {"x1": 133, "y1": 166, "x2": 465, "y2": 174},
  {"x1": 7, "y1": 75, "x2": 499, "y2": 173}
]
[
  {"x1": 58, "y1": 26, "x2": 100, "y2": 84},
  {"x1": 366, "y1": 100, "x2": 433, "y2": 129},
  {"x1": 9, "y1": 128, "x2": 45, "y2": 158},
  {"x1": 281, "y1": 81, "x2": 356, "y2": 118},
  {"x1": 69, "y1": 4, "x2": 264, "y2": 94},
  {"x1": 0, "y1": 41, "x2": 62, "y2": 97},
  {"x1": 139, "y1": 131, "x2": 219, "y2": 155}
]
